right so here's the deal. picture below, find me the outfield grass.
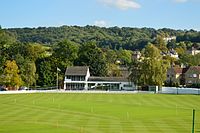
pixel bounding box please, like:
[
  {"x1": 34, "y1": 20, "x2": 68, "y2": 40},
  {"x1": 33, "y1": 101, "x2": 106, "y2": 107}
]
[{"x1": 0, "y1": 93, "x2": 200, "y2": 133}]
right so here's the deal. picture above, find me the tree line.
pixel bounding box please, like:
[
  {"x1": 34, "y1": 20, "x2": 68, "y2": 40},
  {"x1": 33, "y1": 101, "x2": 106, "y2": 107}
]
[
  {"x1": 0, "y1": 27, "x2": 133, "y2": 89},
  {"x1": 7, "y1": 26, "x2": 200, "y2": 50},
  {"x1": 1, "y1": 25, "x2": 200, "y2": 89}
]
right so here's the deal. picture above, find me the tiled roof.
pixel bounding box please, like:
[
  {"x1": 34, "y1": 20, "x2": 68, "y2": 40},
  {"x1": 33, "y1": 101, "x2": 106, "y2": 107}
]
[
  {"x1": 188, "y1": 66, "x2": 200, "y2": 72},
  {"x1": 173, "y1": 67, "x2": 183, "y2": 74},
  {"x1": 65, "y1": 66, "x2": 89, "y2": 76},
  {"x1": 88, "y1": 76, "x2": 128, "y2": 82},
  {"x1": 173, "y1": 67, "x2": 188, "y2": 74}
]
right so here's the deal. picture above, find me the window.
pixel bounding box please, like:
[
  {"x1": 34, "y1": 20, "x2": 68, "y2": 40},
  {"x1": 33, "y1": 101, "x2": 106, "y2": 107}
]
[
  {"x1": 193, "y1": 74, "x2": 197, "y2": 78},
  {"x1": 124, "y1": 84, "x2": 132, "y2": 87}
]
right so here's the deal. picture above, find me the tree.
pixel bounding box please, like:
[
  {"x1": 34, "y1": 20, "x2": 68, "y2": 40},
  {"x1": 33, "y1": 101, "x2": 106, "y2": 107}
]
[
  {"x1": 129, "y1": 44, "x2": 169, "y2": 87},
  {"x1": 179, "y1": 53, "x2": 200, "y2": 66},
  {"x1": 153, "y1": 36, "x2": 168, "y2": 52},
  {"x1": 117, "y1": 49, "x2": 133, "y2": 66},
  {"x1": 1, "y1": 60, "x2": 22, "y2": 90},
  {"x1": 24, "y1": 43, "x2": 48, "y2": 61},
  {"x1": 21, "y1": 60, "x2": 37, "y2": 88},
  {"x1": 76, "y1": 42, "x2": 108, "y2": 76},
  {"x1": 36, "y1": 57, "x2": 56, "y2": 87},
  {"x1": 52, "y1": 40, "x2": 78, "y2": 71},
  {"x1": 107, "y1": 63, "x2": 121, "y2": 77},
  {"x1": 129, "y1": 59, "x2": 142, "y2": 87},
  {"x1": 104, "y1": 49, "x2": 122, "y2": 77},
  {"x1": 0, "y1": 28, "x2": 16, "y2": 74}
]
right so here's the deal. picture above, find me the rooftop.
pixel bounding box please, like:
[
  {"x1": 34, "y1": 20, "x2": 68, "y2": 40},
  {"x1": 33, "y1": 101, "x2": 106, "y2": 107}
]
[
  {"x1": 173, "y1": 67, "x2": 188, "y2": 74},
  {"x1": 88, "y1": 76, "x2": 128, "y2": 82},
  {"x1": 187, "y1": 66, "x2": 200, "y2": 72},
  {"x1": 65, "y1": 66, "x2": 89, "y2": 76}
]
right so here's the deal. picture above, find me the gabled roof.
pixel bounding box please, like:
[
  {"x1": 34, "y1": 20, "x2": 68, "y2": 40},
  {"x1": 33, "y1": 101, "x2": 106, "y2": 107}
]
[
  {"x1": 173, "y1": 67, "x2": 188, "y2": 74},
  {"x1": 187, "y1": 66, "x2": 200, "y2": 72},
  {"x1": 65, "y1": 66, "x2": 89, "y2": 76},
  {"x1": 173, "y1": 67, "x2": 183, "y2": 74},
  {"x1": 88, "y1": 76, "x2": 128, "y2": 82}
]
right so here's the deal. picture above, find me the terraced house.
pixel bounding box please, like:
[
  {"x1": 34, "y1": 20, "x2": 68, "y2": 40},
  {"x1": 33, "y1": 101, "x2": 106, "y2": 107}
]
[
  {"x1": 64, "y1": 66, "x2": 134, "y2": 91},
  {"x1": 185, "y1": 66, "x2": 200, "y2": 85},
  {"x1": 166, "y1": 66, "x2": 200, "y2": 86}
]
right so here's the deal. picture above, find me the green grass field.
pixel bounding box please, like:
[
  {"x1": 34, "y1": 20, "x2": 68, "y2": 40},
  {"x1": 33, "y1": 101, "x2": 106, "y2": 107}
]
[{"x1": 0, "y1": 93, "x2": 200, "y2": 133}]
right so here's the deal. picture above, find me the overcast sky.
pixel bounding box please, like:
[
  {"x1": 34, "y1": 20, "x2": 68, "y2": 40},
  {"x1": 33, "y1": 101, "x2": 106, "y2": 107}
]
[{"x1": 0, "y1": 0, "x2": 200, "y2": 30}]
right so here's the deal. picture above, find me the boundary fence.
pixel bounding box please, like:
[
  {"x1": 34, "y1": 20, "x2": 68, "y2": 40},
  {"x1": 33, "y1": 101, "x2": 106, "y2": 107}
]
[
  {"x1": 159, "y1": 87, "x2": 200, "y2": 95},
  {"x1": 0, "y1": 87, "x2": 200, "y2": 95}
]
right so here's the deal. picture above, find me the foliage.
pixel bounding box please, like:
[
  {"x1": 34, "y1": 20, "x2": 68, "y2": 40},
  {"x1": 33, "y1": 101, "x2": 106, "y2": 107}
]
[
  {"x1": 20, "y1": 60, "x2": 37, "y2": 87},
  {"x1": 7, "y1": 26, "x2": 159, "y2": 50},
  {"x1": 1, "y1": 26, "x2": 200, "y2": 87},
  {"x1": 76, "y1": 42, "x2": 108, "y2": 76},
  {"x1": 176, "y1": 30, "x2": 200, "y2": 43},
  {"x1": 107, "y1": 63, "x2": 121, "y2": 77},
  {"x1": 0, "y1": 28, "x2": 16, "y2": 74},
  {"x1": 153, "y1": 36, "x2": 167, "y2": 52},
  {"x1": 179, "y1": 53, "x2": 200, "y2": 66},
  {"x1": 36, "y1": 57, "x2": 56, "y2": 87},
  {"x1": 52, "y1": 40, "x2": 78, "y2": 71},
  {"x1": 130, "y1": 44, "x2": 169, "y2": 87},
  {"x1": 117, "y1": 49, "x2": 133, "y2": 66},
  {"x1": 1, "y1": 60, "x2": 23, "y2": 89}
]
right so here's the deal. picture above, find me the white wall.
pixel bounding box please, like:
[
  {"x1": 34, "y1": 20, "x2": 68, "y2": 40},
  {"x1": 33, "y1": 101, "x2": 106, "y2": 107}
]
[{"x1": 160, "y1": 87, "x2": 200, "y2": 94}]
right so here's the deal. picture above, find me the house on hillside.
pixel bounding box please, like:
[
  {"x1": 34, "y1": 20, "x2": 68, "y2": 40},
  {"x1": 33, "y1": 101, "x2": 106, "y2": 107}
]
[
  {"x1": 185, "y1": 66, "x2": 200, "y2": 85},
  {"x1": 161, "y1": 49, "x2": 179, "y2": 59},
  {"x1": 64, "y1": 66, "x2": 134, "y2": 90},
  {"x1": 132, "y1": 51, "x2": 141, "y2": 60},
  {"x1": 163, "y1": 36, "x2": 176, "y2": 42},
  {"x1": 166, "y1": 67, "x2": 188, "y2": 85},
  {"x1": 166, "y1": 66, "x2": 200, "y2": 86},
  {"x1": 187, "y1": 47, "x2": 200, "y2": 55}
]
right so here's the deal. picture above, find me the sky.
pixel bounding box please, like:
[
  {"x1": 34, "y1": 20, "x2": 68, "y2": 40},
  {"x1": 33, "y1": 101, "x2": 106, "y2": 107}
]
[{"x1": 0, "y1": 0, "x2": 200, "y2": 30}]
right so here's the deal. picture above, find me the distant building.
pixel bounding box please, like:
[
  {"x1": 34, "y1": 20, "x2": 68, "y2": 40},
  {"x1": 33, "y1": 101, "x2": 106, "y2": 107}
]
[
  {"x1": 185, "y1": 66, "x2": 200, "y2": 85},
  {"x1": 64, "y1": 66, "x2": 90, "y2": 90},
  {"x1": 166, "y1": 66, "x2": 200, "y2": 86},
  {"x1": 64, "y1": 66, "x2": 135, "y2": 91},
  {"x1": 187, "y1": 47, "x2": 200, "y2": 55},
  {"x1": 166, "y1": 67, "x2": 187, "y2": 85},
  {"x1": 132, "y1": 51, "x2": 141, "y2": 60},
  {"x1": 163, "y1": 36, "x2": 176, "y2": 42},
  {"x1": 162, "y1": 49, "x2": 179, "y2": 59}
]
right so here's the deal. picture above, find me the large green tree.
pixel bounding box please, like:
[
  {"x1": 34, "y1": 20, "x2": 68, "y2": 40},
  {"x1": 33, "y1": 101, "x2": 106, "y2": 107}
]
[
  {"x1": 76, "y1": 42, "x2": 108, "y2": 76},
  {"x1": 130, "y1": 44, "x2": 169, "y2": 87},
  {"x1": 36, "y1": 57, "x2": 56, "y2": 87},
  {"x1": 104, "y1": 49, "x2": 121, "y2": 77},
  {"x1": 52, "y1": 40, "x2": 78, "y2": 71},
  {"x1": 153, "y1": 36, "x2": 168, "y2": 52},
  {"x1": 117, "y1": 49, "x2": 133, "y2": 66},
  {"x1": 21, "y1": 60, "x2": 37, "y2": 88}
]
